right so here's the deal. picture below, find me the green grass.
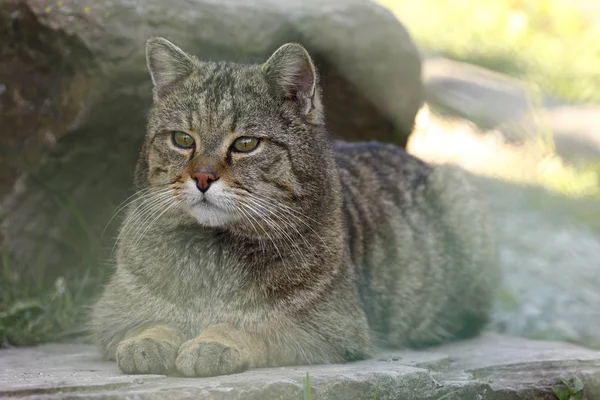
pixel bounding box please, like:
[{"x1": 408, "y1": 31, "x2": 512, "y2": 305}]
[
  {"x1": 0, "y1": 195, "x2": 105, "y2": 346},
  {"x1": 303, "y1": 372, "x2": 312, "y2": 400},
  {"x1": 553, "y1": 376, "x2": 586, "y2": 400},
  {"x1": 376, "y1": 0, "x2": 600, "y2": 103},
  {"x1": 0, "y1": 248, "x2": 97, "y2": 346},
  {"x1": 0, "y1": 175, "x2": 109, "y2": 347}
]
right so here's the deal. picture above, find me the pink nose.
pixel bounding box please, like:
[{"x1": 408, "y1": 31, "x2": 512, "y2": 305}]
[{"x1": 191, "y1": 168, "x2": 218, "y2": 193}]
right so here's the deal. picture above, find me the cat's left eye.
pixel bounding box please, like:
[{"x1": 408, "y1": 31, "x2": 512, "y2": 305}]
[{"x1": 232, "y1": 137, "x2": 260, "y2": 153}]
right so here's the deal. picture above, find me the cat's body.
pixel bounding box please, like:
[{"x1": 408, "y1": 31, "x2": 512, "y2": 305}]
[{"x1": 92, "y1": 38, "x2": 498, "y2": 377}]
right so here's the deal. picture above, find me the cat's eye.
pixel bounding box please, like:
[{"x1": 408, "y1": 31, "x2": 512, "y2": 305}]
[
  {"x1": 232, "y1": 137, "x2": 260, "y2": 153},
  {"x1": 172, "y1": 131, "x2": 195, "y2": 149}
]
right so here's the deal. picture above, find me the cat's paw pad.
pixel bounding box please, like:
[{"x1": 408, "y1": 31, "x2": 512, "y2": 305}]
[
  {"x1": 116, "y1": 335, "x2": 178, "y2": 375},
  {"x1": 175, "y1": 339, "x2": 249, "y2": 377}
]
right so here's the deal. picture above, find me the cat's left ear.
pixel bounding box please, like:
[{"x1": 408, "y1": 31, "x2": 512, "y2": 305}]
[
  {"x1": 263, "y1": 43, "x2": 318, "y2": 115},
  {"x1": 146, "y1": 37, "x2": 197, "y2": 97}
]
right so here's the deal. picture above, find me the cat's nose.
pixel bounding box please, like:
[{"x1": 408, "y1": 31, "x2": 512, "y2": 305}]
[{"x1": 191, "y1": 168, "x2": 218, "y2": 193}]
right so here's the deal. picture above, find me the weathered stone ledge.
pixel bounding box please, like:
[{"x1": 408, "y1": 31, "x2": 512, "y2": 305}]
[{"x1": 1, "y1": 334, "x2": 600, "y2": 399}]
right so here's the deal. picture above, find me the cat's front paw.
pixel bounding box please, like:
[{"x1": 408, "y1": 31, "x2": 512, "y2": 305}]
[
  {"x1": 116, "y1": 330, "x2": 180, "y2": 375},
  {"x1": 175, "y1": 338, "x2": 249, "y2": 377}
]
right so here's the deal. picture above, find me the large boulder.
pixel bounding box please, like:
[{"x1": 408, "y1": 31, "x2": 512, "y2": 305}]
[{"x1": 0, "y1": 0, "x2": 423, "y2": 282}]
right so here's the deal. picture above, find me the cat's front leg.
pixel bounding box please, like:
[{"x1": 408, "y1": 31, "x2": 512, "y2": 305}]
[
  {"x1": 115, "y1": 325, "x2": 184, "y2": 374},
  {"x1": 175, "y1": 323, "x2": 268, "y2": 377}
]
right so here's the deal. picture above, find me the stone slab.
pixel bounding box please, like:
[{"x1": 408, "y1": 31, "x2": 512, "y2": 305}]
[
  {"x1": 423, "y1": 57, "x2": 560, "y2": 130},
  {"x1": 1, "y1": 334, "x2": 600, "y2": 399},
  {"x1": 500, "y1": 105, "x2": 600, "y2": 164}
]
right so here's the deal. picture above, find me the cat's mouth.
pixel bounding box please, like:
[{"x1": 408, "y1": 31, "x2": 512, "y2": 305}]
[
  {"x1": 190, "y1": 195, "x2": 221, "y2": 210},
  {"x1": 191, "y1": 196, "x2": 209, "y2": 205},
  {"x1": 182, "y1": 180, "x2": 237, "y2": 227}
]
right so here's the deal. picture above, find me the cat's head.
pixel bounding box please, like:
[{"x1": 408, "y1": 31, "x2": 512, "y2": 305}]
[{"x1": 131, "y1": 37, "x2": 338, "y2": 237}]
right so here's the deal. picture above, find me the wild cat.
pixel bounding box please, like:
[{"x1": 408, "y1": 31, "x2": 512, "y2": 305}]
[{"x1": 92, "y1": 37, "x2": 498, "y2": 377}]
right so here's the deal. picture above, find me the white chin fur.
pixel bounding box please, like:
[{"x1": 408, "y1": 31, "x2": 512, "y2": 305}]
[
  {"x1": 182, "y1": 180, "x2": 237, "y2": 228},
  {"x1": 190, "y1": 206, "x2": 235, "y2": 227}
]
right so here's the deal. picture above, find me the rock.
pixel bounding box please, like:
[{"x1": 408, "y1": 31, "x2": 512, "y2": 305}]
[
  {"x1": 0, "y1": 0, "x2": 422, "y2": 283},
  {"x1": 423, "y1": 57, "x2": 560, "y2": 130},
  {"x1": 1, "y1": 334, "x2": 600, "y2": 399},
  {"x1": 479, "y1": 177, "x2": 600, "y2": 348},
  {"x1": 500, "y1": 105, "x2": 600, "y2": 164},
  {"x1": 423, "y1": 57, "x2": 600, "y2": 165}
]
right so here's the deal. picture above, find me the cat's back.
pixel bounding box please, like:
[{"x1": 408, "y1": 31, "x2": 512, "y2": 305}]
[
  {"x1": 334, "y1": 140, "x2": 430, "y2": 204},
  {"x1": 334, "y1": 141, "x2": 432, "y2": 264},
  {"x1": 334, "y1": 140, "x2": 497, "y2": 347}
]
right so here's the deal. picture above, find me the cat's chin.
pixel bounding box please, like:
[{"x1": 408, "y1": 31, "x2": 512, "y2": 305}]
[{"x1": 189, "y1": 203, "x2": 237, "y2": 228}]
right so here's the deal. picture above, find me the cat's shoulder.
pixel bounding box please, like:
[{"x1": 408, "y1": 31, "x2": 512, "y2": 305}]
[
  {"x1": 333, "y1": 140, "x2": 431, "y2": 192},
  {"x1": 333, "y1": 140, "x2": 428, "y2": 169}
]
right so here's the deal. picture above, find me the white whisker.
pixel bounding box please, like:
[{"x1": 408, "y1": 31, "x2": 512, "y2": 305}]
[
  {"x1": 244, "y1": 193, "x2": 332, "y2": 253},
  {"x1": 240, "y1": 197, "x2": 311, "y2": 268},
  {"x1": 114, "y1": 190, "x2": 175, "y2": 254},
  {"x1": 240, "y1": 201, "x2": 287, "y2": 268},
  {"x1": 103, "y1": 187, "x2": 171, "y2": 237},
  {"x1": 130, "y1": 200, "x2": 180, "y2": 252}
]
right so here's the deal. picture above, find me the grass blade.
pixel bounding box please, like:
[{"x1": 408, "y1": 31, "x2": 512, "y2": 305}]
[{"x1": 304, "y1": 372, "x2": 312, "y2": 400}]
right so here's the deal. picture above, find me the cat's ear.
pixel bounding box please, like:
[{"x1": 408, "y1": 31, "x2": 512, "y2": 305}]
[
  {"x1": 146, "y1": 37, "x2": 196, "y2": 94},
  {"x1": 263, "y1": 43, "x2": 317, "y2": 114}
]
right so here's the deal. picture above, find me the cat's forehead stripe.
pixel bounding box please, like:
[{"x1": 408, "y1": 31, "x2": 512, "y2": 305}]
[{"x1": 189, "y1": 86, "x2": 235, "y2": 137}]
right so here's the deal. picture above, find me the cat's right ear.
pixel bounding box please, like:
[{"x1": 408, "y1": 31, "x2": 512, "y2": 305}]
[{"x1": 146, "y1": 37, "x2": 196, "y2": 97}]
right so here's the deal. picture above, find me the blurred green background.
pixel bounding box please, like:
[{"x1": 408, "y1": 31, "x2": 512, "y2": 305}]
[{"x1": 377, "y1": 0, "x2": 600, "y2": 103}]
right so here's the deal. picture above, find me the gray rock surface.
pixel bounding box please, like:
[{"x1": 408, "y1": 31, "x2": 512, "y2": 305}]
[
  {"x1": 500, "y1": 105, "x2": 600, "y2": 164},
  {"x1": 473, "y1": 176, "x2": 600, "y2": 349},
  {"x1": 2, "y1": 334, "x2": 600, "y2": 399},
  {"x1": 423, "y1": 57, "x2": 560, "y2": 129}
]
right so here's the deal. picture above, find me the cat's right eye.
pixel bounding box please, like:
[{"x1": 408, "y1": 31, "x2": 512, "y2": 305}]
[{"x1": 172, "y1": 131, "x2": 195, "y2": 149}]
